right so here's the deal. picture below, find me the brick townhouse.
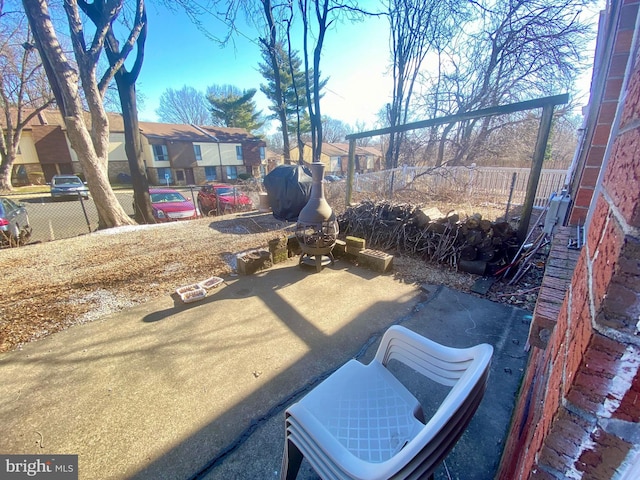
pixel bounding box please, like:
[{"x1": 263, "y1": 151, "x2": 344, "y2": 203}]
[{"x1": 5, "y1": 110, "x2": 267, "y2": 186}]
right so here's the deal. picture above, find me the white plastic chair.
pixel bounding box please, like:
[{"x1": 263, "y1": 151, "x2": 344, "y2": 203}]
[{"x1": 280, "y1": 325, "x2": 493, "y2": 480}]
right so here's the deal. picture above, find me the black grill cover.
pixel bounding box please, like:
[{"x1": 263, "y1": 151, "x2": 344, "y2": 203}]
[{"x1": 263, "y1": 164, "x2": 313, "y2": 222}]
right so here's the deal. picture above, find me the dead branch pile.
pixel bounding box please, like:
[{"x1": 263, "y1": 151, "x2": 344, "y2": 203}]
[{"x1": 337, "y1": 200, "x2": 521, "y2": 272}]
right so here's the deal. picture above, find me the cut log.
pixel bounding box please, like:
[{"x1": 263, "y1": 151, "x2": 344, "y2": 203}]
[
  {"x1": 413, "y1": 207, "x2": 444, "y2": 227},
  {"x1": 460, "y1": 245, "x2": 478, "y2": 261}
]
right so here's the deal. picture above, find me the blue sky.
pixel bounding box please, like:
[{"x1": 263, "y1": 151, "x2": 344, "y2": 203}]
[
  {"x1": 137, "y1": 5, "x2": 392, "y2": 130},
  {"x1": 135, "y1": 2, "x2": 602, "y2": 131}
]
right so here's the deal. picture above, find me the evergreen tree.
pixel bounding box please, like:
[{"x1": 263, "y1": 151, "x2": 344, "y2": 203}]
[
  {"x1": 258, "y1": 42, "x2": 327, "y2": 147},
  {"x1": 206, "y1": 85, "x2": 264, "y2": 131}
]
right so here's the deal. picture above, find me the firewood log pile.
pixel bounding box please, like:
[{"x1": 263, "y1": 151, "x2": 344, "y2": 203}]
[{"x1": 337, "y1": 200, "x2": 521, "y2": 273}]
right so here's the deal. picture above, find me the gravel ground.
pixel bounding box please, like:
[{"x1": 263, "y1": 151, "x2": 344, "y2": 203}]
[{"x1": 0, "y1": 208, "x2": 542, "y2": 353}]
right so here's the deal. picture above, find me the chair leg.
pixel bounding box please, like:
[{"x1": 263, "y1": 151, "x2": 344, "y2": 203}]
[{"x1": 281, "y1": 438, "x2": 303, "y2": 480}]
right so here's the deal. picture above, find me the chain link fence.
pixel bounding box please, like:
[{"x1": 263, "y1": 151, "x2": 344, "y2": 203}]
[
  {"x1": 4, "y1": 191, "x2": 135, "y2": 245},
  {"x1": 347, "y1": 166, "x2": 567, "y2": 207},
  {"x1": 1, "y1": 185, "x2": 254, "y2": 247},
  {"x1": 2, "y1": 167, "x2": 565, "y2": 248}
]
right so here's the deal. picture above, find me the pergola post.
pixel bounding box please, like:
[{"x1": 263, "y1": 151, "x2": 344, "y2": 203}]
[
  {"x1": 346, "y1": 139, "x2": 356, "y2": 205},
  {"x1": 517, "y1": 104, "x2": 555, "y2": 242}
]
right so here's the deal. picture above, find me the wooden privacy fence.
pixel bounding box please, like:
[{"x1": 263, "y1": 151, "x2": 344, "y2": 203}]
[{"x1": 354, "y1": 166, "x2": 568, "y2": 208}]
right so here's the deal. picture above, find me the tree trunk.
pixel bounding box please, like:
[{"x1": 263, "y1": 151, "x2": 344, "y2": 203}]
[
  {"x1": 261, "y1": 0, "x2": 291, "y2": 164},
  {"x1": 0, "y1": 128, "x2": 14, "y2": 191},
  {"x1": 436, "y1": 122, "x2": 456, "y2": 167},
  {"x1": 23, "y1": 0, "x2": 135, "y2": 229},
  {"x1": 64, "y1": 116, "x2": 134, "y2": 227},
  {"x1": 116, "y1": 73, "x2": 155, "y2": 224},
  {"x1": 0, "y1": 155, "x2": 13, "y2": 191},
  {"x1": 97, "y1": 0, "x2": 152, "y2": 223}
]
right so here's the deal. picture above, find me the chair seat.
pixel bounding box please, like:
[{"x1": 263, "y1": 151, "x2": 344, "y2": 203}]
[{"x1": 288, "y1": 359, "x2": 424, "y2": 463}]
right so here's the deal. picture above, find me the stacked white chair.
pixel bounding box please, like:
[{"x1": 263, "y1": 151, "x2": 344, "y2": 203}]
[{"x1": 280, "y1": 325, "x2": 494, "y2": 480}]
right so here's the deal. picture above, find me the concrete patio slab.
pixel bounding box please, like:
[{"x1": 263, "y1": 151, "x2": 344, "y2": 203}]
[
  {"x1": 0, "y1": 258, "x2": 531, "y2": 480},
  {"x1": 200, "y1": 284, "x2": 532, "y2": 480}
]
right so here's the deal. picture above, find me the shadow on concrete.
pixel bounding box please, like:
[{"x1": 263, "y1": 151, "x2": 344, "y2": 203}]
[
  {"x1": 129, "y1": 268, "x2": 531, "y2": 480},
  {"x1": 0, "y1": 261, "x2": 531, "y2": 480}
]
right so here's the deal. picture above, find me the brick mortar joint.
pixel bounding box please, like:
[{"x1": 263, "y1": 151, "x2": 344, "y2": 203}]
[
  {"x1": 535, "y1": 462, "x2": 572, "y2": 480},
  {"x1": 540, "y1": 399, "x2": 624, "y2": 477},
  {"x1": 563, "y1": 396, "x2": 640, "y2": 448},
  {"x1": 592, "y1": 322, "x2": 640, "y2": 349},
  {"x1": 585, "y1": 212, "x2": 601, "y2": 329},
  {"x1": 562, "y1": 282, "x2": 574, "y2": 397},
  {"x1": 599, "y1": 188, "x2": 640, "y2": 238},
  {"x1": 563, "y1": 396, "x2": 603, "y2": 425},
  {"x1": 617, "y1": 116, "x2": 640, "y2": 136},
  {"x1": 585, "y1": 199, "x2": 640, "y2": 345}
]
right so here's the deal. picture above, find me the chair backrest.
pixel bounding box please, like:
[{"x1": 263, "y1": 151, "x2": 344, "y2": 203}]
[
  {"x1": 374, "y1": 325, "x2": 490, "y2": 386},
  {"x1": 373, "y1": 326, "x2": 494, "y2": 479}
]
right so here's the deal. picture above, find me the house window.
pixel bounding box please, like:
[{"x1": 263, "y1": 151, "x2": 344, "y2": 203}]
[
  {"x1": 226, "y1": 166, "x2": 238, "y2": 180},
  {"x1": 153, "y1": 144, "x2": 168, "y2": 161},
  {"x1": 235, "y1": 146, "x2": 243, "y2": 160},
  {"x1": 176, "y1": 170, "x2": 185, "y2": 182},
  {"x1": 194, "y1": 145, "x2": 202, "y2": 161},
  {"x1": 157, "y1": 167, "x2": 172, "y2": 184},
  {"x1": 205, "y1": 166, "x2": 217, "y2": 181},
  {"x1": 259, "y1": 146, "x2": 266, "y2": 160}
]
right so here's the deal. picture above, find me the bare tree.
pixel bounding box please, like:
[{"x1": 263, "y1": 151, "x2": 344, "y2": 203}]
[
  {"x1": 259, "y1": 40, "x2": 316, "y2": 163},
  {"x1": 430, "y1": 0, "x2": 592, "y2": 167},
  {"x1": 0, "y1": 4, "x2": 54, "y2": 191},
  {"x1": 297, "y1": 0, "x2": 365, "y2": 163},
  {"x1": 156, "y1": 85, "x2": 210, "y2": 125},
  {"x1": 256, "y1": 0, "x2": 292, "y2": 163},
  {"x1": 23, "y1": 0, "x2": 135, "y2": 228},
  {"x1": 78, "y1": 0, "x2": 155, "y2": 224},
  {"x1": 321, "y1": 115, "x2": 352, "y2": 142},
  {"x1": 385, "y1": 0, "x2": 466, "y2": 170},
  {"x1": 213, "y1": 0, "x2": 305, "y2": 163},
  {"x1": 266, "y1": 131, "x2": 283, "y2": 155}
]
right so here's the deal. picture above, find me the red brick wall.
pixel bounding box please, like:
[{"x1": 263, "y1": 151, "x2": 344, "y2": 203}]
[
  {"x1": 498, "y1": 1, "x2": 640, "y2": 478},
  {"x1": 569, "y1": 1, "x2": 639, "y2": 226}
]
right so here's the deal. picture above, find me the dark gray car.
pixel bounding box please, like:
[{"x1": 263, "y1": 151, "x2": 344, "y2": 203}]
[{"x1": 0, "y1": 197, "x2": 31, "y2": 247}]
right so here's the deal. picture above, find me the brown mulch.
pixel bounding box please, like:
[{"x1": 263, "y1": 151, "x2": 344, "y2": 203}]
[{"x1": 0, "y1": 208, "x2": 543, "y2": 354}]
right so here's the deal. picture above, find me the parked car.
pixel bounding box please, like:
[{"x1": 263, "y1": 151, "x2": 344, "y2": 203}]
[
  {"x1": 50, "y1": 174, "x2": 89, "y2": 200},
  {"x1": 149, "y1": 188, "x2": 198, "y2": 222},
  {"x1": 325, "y1": 174, "x2": 342, "y2": 182},
  {"x1": 0, "y1": 197, "x2": 31, "y2": 247},
  {"x1": 197, "y1": 183, "x2": 253, "y2": 216}
]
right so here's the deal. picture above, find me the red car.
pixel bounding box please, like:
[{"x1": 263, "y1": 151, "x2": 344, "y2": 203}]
[
  {"x1": 197, "y1": 184, "x2": 253, "y2": 216},
  {"x1": 149, "y1": 188, "x2": 198, "y2": 222}
]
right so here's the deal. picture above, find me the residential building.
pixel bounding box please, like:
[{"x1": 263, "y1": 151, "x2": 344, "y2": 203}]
[
  {"x1": 289, "y1": 142, "x2": 382, "y2": 175},
  {"x1": 3, "y1": 109, "x2": 266, "y2": 186}
]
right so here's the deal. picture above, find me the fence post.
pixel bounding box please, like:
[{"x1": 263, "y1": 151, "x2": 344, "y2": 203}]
[
  {"x1": 78, "y1": 193, "x2": 92, "y2": 233},
  {"x1": 505, "y1": 172, "x2": 517, "y2": 221}
]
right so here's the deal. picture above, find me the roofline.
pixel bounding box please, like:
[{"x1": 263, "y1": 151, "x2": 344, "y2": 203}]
[{"x1": 191, "y1": 124, "x2": 220, "y2": 142}]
